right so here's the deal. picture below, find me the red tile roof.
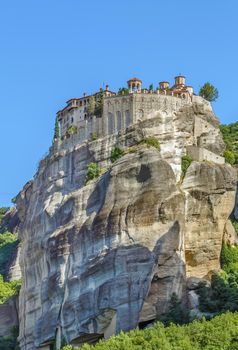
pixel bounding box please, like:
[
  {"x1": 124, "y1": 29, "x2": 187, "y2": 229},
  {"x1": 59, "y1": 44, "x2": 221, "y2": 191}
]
[{"x1": 127, "y1": 77, "x2": 142, "y2": 83}]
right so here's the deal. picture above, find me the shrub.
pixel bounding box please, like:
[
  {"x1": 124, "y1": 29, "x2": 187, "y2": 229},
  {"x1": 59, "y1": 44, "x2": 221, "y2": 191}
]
[
  {"x1": 86, "y1": 163, "x2": 100, "y2": 182},
  {"x1": 220, "y1": 242, "x2": 238, "y2": 269},
  {"x1": 181, "y1": 155, "x2": 193, "y2": 177},
  {"x1": 61, "y1": 313, "x2": 238, "y2": 350},
  {"x1": 0, "y1": 207, "x2": 9, "y2": 224},
  {"x1": 224, "y1": 149, "x2": 235, "y2": 165},
  {"x1": 91, "y1": 132, "x2": 97, "y2": 141},
  {"x1": 0, "y1": 275, "x2": 21, "y2": 304},
  {"x1": 110, "y1": 147, "x2": 124, "y2": 163},
  {"x1": 140, "y1": 137, "x2": 160, "y2": 151},
  {"x1": 220, "y1": 122, "x2": 238, "y2": 164},
  {"x1": 232, "y1": 221, "x2": 238, "y2": 235},
  {"x1": 160, "y1": 293, "x2": 190, "y2": 325},
  {"x1": 0, "y1": 326, "x2": 20, "y2": 350},
  {"x1": 196, "y1": 243, "x2": 238, "y2": 314},
  {"x1": 66, "y1": 125, "x2": 77, "y2": 137},
  {"x1": 0, "y1": 232, "x2": 19, "y2": 276}
]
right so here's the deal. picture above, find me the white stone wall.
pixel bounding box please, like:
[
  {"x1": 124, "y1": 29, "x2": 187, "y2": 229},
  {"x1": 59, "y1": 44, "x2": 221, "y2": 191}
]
[
  {"x1": 103, "y1": 95, "x2": 133, "y2": 135},
  {"x1": 187, "y1": 146, "x2": 225, "y2": 164}
]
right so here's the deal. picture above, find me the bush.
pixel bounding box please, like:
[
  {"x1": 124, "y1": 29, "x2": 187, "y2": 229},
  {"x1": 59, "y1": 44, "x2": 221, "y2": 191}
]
[
  {"x1": 220, "y1": 243, "x2": 238, "y2": 269},
  {"x1": 232, "y1": 221, "x2": 238, "y2": 235},
  {"x1": 196, "y1": 243, "x2": 238, "y2": 314},
  {"x1": 0, "y1": 232, "x2": 19, "y2": 276},
  {"x1": 160, "y1": 293, "x2": 190, "y2": 325},
  {"x1": 110, "y1": 147, "x2": 124, "y2": 163},
  {"x1": 181, "y1": 155, "x2": 193, "y2": 177},
  {"x1": 220, "y1": 122, "x2": 238, "y2": 164},
  {"x1": 0, "y1": 275, "x2": 21, "y2": 304},
  {"x1": 91, "y1": 133, "x2": 97, "y2": 141},
  {"x1": 0, "y1": 326, "x2": 20, "y2": 350},
  {"x1": 61, "y1": 312, "x2": 238, "y2": 350},
  {"x1": 0, "y1": 207, "x2": 10, "y2": 224},
  {"x1": 66, "y1": 125, "x2": 77, "y2": 137},
  {"x1": 224, "y1": 149, "x2": 235, "y2": 165},
  {"x1": 86, "y1": 163, "x2": 100, "y2": 182},
  {"x1": 140, "y1": 137, "x2": 160, "y2": 151}
]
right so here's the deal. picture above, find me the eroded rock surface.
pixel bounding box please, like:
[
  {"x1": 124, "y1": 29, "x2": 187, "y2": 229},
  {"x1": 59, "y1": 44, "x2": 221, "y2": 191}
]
[{"x1": 15, "y1": 103, "x2": 237, "y2": 349}]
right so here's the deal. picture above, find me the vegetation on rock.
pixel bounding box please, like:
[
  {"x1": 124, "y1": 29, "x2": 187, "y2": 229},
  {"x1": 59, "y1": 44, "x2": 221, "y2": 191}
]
[
  {"x1": 0, "y1": 275, "x2": 21, "y2": 304},
  {"x1": 61, "y1": 312, "x2": 238, "y2": 350},
  {"x1": 160, "y1": 293, "x2": 190, "y2": 325},
  {"x1": 197, "y1": 243, "x2": 238, "y2": 314},
  {"x1": 0, "y1": 326, "x2": 20, "y2": 350},
  {"x1": 0, "y1": 232, "x2": 19, "y2": 276},
  {"x1": 199, "y1": 82, "x2": 218, "y2": 102},
  {"x1": 118, "y1": 87, "x2": 129, "y2": 95},
  {"x1": 66, "y1": 125, "x2": 77, "y2": 137},
  {"x1": 232, "y1": 220, "x2": 238, "y2": 235},
  {"x1": 0, "y1": 207, "x2": 9, "y2": 224},
  {"x1": 224, "y1": 149, "x2": 236, "y2": 165},
  {"x1": 220, "y1": 122, "x2": 238, "y2": 164},
  {"x1": 140, "y1": 137, "x2": 160, "y2": 151},
  {"x1": 110, "y1": 147, "x2": 124, "y2": 163},
  {"x1": 54, "y1": 117, "x2": 60, "y2": 140},
  {"x1": 86, "y1": 163, "x2": 100, "y2": 182},
  {"x1": 91, "y1": 132, "x2": 98, "y2": 141},
  {"x1": 181, "y1": 155, "x2": 193, "y2": 177}
]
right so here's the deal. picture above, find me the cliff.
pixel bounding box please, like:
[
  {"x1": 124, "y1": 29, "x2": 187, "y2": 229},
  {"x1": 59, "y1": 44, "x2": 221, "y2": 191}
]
[{"x1": 11, "y1": 100, "x2": 237, "y2": 349}]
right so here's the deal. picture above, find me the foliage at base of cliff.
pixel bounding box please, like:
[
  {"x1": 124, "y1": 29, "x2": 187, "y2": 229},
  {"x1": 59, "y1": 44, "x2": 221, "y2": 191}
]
[
  {"x1": 197, "y1": 243, "x2": 238, "y2": 314},
  {"x1": 220, "y1": 122, "x2": 238, "y2": 164},
  {"x1": 61, "y1": 312, "x2": 238, "y2": 350},
  {"x1": 0, "y1": 327, "x2": 20, "y2": 350},
  {"x1": 0, "y1": 232, "x2": 19, "y2": 276}
]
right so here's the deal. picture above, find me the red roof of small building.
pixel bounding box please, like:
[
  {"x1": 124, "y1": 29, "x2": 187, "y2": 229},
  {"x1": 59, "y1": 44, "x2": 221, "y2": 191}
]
[{"x1": 127, "y1": 77, "x2": 142, "y2": 83}]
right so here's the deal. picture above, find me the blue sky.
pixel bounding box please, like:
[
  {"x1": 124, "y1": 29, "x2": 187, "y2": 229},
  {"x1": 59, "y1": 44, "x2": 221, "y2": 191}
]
[{"x1": 0, "y1": 0, "x2": 237, "y2": 206}]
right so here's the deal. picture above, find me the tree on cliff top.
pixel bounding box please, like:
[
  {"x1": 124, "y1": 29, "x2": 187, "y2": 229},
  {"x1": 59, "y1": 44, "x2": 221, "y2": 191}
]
[
  {"x1": 199, "y1": 82, "x2": 218, "y2": 102},
  {"x1": 53, "y1": 117, "x2": 60, "y2": 140}
]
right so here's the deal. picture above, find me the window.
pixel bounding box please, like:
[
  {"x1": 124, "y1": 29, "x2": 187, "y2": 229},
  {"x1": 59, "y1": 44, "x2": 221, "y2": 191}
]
[{"x1": 71, "y1": 117, "x2": 74, "y2": 123}]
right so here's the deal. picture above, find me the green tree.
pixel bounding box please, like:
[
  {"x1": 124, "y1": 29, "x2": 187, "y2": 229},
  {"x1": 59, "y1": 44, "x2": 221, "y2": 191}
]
[
  {"x1": 87, "y1": 96, "x2": 96, "y2": 116},
  {"x1": 199, "y1": 82, "x2": 218, "y2": 102},
  {"x1": 118, "y1": 87, "x2": 129, "y2": 95},
  {"x1": 140, "y1": 137, "x2": 161, "y2": 151},
  {"x1": 149, "y1": 84, "x2": 154, "y2": 91},
  {"x1": 224, "y1": 149, "x2": 236, "y2": 165},
  {"x1": 54, "y1": 118, "x2": 60, "y2": 140},
  {"x1": 95, "y1": 91, "x2": 104, "y2": 117},
  {"x1": 110, "y1": 147, "x2": 124, "y2": 163},
  {"x1": 181, "y1": 155, "x2": 193, "y2": 177},
  {"x1": 160, "y1": 293, "x2": 190, "y2": 325},
  {"x1": 86, "y1": 163, "x2": 100, "y2": 182}
]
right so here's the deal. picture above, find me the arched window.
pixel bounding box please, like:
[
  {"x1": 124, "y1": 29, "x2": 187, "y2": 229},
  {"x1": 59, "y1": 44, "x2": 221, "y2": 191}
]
[
  {"x1": 117, "y1": 111, "x2": 122, "y2": 131},
  {"x1": 108, "y1": 113, "x2": 115, "y2": 134}
]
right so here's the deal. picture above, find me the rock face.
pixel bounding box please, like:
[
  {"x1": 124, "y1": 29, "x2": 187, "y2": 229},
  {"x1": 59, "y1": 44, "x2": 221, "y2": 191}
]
[
  {"x1": 16, "y1": 102, "x2": 237, "y2": 349},
  {"x1": 0, "y1": 296, "x2": 19, "y2": 337}
]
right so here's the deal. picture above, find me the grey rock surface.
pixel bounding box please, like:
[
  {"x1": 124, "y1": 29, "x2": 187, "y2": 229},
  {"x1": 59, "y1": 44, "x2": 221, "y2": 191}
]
[{"x1": 13, "y1": 103, "x2": 237, "y2": 349}]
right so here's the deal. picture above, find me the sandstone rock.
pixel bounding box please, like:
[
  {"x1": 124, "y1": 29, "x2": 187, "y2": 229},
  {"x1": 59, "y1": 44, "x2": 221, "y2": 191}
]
[
  {"x1": 14, "y1": 104, "x2": 237, "y2": 349},
  {"x1": 223, "y1": 220, "x2": 238, "y2": 245}
]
